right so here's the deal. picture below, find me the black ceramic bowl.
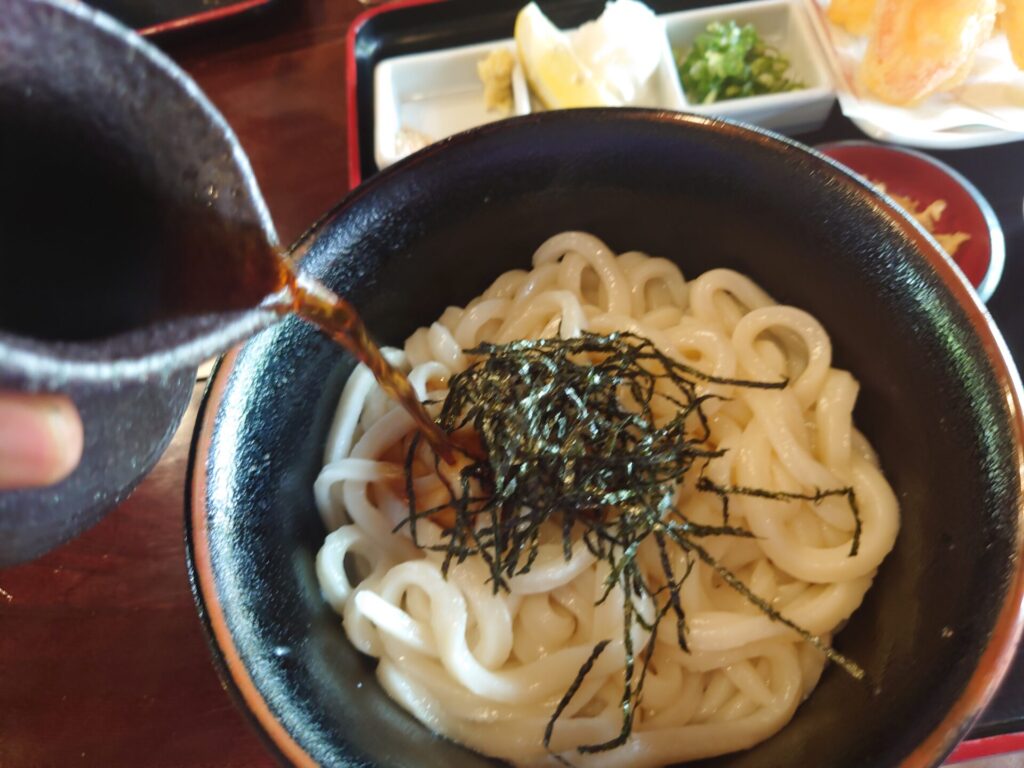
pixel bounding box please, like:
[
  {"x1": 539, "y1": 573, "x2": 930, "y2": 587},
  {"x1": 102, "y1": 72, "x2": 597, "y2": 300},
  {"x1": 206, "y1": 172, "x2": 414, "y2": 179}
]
[{"x1": 187, "y1": 111, "x2": 1024, "y2": 768}]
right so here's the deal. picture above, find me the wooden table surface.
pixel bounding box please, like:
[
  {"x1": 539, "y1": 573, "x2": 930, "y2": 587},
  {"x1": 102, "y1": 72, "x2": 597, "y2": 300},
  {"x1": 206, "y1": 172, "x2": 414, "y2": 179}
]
[{"x1": 0, "y1": 1, "x2": 360, "y2": 765}]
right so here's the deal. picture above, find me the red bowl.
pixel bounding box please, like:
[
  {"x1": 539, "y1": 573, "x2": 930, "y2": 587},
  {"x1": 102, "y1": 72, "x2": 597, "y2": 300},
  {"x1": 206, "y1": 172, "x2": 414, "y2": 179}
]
[{"x1": 817, "y1": 141, "x2": 1005, "y2": 302}]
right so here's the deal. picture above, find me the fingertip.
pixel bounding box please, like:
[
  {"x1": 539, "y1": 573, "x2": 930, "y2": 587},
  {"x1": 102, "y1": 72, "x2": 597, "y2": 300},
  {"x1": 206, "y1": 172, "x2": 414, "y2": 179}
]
[
  {"x1": 0, "y1": 393, "x2": 84, "y2": 490},
  {"x1": 42, "y1": 395, "x2": 84, "y2": 485}
]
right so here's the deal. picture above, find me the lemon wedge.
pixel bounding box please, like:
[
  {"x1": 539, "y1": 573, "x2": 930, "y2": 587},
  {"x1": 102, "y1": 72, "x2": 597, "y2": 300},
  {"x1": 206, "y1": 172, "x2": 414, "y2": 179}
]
[{"x1": 514, "y1": 3, "x2": 619, "y2": 109}]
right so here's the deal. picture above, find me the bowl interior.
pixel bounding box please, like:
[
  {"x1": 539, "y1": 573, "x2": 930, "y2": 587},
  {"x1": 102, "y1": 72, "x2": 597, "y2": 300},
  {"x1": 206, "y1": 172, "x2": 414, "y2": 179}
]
[{"x1": 188, "y1": 111, "x2": 1023, "y2": 768}]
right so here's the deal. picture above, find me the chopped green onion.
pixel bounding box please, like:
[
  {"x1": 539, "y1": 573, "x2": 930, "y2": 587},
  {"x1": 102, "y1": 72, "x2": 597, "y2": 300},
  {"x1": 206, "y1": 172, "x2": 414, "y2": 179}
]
[{"x1": 676, "y1": 20, "x2": 804, "y2": 104}]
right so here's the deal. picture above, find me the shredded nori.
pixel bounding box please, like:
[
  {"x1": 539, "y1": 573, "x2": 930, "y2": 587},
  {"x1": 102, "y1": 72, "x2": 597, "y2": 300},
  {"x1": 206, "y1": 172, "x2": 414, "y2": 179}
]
[{"x1": 395, "y1": 330, "x2": 864, "y2": 757}]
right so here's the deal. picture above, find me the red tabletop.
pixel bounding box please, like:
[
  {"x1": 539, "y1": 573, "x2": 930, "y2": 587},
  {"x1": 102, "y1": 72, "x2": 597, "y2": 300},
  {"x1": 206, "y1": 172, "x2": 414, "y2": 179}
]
[{"x1": 0, "y1": 2, "x2": 358, "y2": 764}]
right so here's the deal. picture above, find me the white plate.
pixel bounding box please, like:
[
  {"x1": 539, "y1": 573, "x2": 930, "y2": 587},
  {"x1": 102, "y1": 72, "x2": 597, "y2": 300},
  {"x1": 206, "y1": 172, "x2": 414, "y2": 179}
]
[
  {"x1": 804, "y1": 0, "x2": 1024, "y2": 150},
  {"x1": 840, "y1": 117, "x2": 1024, "y2": 151},
  {"x1": 373, "y1": 0, "x2": 836, "y2": 171}
]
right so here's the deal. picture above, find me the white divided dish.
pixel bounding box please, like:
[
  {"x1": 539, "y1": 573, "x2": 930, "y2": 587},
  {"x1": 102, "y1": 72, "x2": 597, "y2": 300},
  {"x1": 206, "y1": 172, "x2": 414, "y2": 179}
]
[
  {"x1": 374, "y1": 40, "x2": 531, "y2": 170},
  {"x1": 373, "y1": 0, "x2": 836, "y2": 171},
  {"x1": 666, "y1": 0, "x2": 835, "y2": 134},
  {"x1": 605, "y1": 31, "x2": 686, "y2": 111}
]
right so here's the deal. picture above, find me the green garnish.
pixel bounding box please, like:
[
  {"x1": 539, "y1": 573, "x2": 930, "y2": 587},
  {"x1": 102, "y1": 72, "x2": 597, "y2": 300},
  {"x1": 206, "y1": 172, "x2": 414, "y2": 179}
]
[
  {"x1": 676, "y1": 20, "x2": 804, "y2": 104},
  {"x1": 398, "y1": 331, "x2": 863, "y2": 758}
]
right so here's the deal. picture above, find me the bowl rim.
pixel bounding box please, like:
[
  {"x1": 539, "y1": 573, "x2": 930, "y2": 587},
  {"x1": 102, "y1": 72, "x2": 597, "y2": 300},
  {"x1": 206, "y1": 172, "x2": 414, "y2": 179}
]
[
  {"x1": 185, "y1": 108, "x2": 1024, "y2": 768},
  {"x1": 814, "y1": 139, "x2": 1006, "y2": 304}
]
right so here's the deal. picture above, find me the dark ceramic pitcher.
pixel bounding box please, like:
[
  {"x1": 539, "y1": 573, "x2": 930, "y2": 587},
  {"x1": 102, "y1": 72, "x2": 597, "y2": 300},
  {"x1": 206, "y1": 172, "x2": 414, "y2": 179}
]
[{"x1": 0, "y1": 0, "x2": 281, "y2": 566}]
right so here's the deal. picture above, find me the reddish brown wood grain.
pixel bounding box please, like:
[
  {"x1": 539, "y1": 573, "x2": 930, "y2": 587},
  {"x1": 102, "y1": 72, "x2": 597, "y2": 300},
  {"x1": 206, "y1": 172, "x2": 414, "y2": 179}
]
[
  {"x1": 0, "y1": 386, "x2": 272, "y2": 768},
  {"x1": 174, "y1": 1, "x2": 358, "y2": 244},
  {"x1": 0, "y1": 2, "x2": 361, "y2": 765}
]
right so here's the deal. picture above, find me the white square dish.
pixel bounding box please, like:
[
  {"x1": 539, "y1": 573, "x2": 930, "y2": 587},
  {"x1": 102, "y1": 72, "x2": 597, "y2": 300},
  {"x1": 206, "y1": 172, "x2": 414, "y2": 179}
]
[
  {"x1": 665, "y1": 0, "x2": 835, "y2": 134},
  {"x1": 558, "y1": 21, "x2": 686, "y2": 112},
  {"x1": 374, "y1": 40, "x2": 531, "y2": 170}
]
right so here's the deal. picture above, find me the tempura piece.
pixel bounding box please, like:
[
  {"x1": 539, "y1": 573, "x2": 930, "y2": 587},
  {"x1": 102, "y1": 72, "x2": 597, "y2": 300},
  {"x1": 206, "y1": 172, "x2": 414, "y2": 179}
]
[
  {"x1": 874, "y1": 181, "x2": 971, "y2": 256},
  {"x1": 1001, "y1": 0, "x2": 1024, "y2": 69},
  {"x1": 478, "y1": 48, "x2": 517, "y2": 114},
  {"x1": 828, "y1": 0, "x2": 877, "y2": 36},
  {"x1": 860, "y1": 0, "x2": 998, "y2": 104},
  {"x1": 934, "y1": 230, "x2": 973, "y2": 255}
]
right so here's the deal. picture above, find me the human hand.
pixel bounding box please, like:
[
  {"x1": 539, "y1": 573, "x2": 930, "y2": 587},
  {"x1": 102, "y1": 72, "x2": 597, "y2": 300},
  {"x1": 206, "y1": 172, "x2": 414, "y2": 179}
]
[{"x1": 0, "y1": 393, "x2": 84, "y2": 490}]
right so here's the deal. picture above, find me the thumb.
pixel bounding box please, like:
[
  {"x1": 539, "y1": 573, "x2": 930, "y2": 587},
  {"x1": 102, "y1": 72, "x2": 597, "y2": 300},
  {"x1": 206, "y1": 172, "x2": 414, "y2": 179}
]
[{"x1": 0, "y1": 394, "x2": 84, "y2": 490}]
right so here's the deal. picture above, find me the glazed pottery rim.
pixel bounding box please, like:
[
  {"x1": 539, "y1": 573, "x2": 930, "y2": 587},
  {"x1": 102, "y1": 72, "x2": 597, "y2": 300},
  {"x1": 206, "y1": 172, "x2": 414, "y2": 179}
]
[
  {"x1": 815, "y1": 139, "x2": 1006, "y2": 304},
  {"x1": 184, "y1": 109, "x2": 1024, "y2": 768}
]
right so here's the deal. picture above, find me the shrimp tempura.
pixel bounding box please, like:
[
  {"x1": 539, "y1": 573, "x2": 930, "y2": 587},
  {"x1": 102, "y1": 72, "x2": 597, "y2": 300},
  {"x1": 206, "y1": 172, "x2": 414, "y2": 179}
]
[
  {"x1": 860, "y1": 0, "x2": 999, "y2": 104},
  {"x1": 828, "y1": 0, "x2": 877, "y2": 36},
  {"x1": 1001, "y1": 0, "x2": 1024, "y2": 69}
]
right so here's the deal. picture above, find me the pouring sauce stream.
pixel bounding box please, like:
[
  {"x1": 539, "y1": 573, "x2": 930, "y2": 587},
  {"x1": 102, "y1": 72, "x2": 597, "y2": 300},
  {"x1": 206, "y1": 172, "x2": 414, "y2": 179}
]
[{"x1": 264, "y1": 262, "x2": 455, "y2": 463}]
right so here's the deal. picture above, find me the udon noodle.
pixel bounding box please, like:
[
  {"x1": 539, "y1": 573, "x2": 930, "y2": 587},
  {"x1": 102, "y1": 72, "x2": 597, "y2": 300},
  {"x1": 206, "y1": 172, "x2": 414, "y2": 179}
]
[{"x1": 315, "y1": 232, "x2": 900, "y2": 767}]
